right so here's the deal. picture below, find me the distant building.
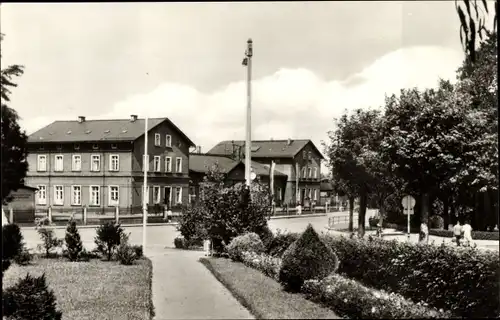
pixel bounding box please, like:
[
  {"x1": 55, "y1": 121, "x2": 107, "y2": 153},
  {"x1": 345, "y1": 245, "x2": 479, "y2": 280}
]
[
  {"x1": 25, "y1": 115, "x2": 195, "y2": 213},
  {"x1": 206, "y1": 139, "x2": 324, "y2": 206},
  {"x1": 188, "y1": 153, "x2": 288, "y2": 204}
]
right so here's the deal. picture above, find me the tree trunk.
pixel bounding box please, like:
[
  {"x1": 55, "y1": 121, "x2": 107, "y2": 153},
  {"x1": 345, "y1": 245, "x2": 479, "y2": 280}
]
[
  {"x1": 420, "y1": 193, "x2": 430, "y2": 225},
  {"x1": 443, "y1": 195, "x2": 449, "y2": 230},
  {"x1": 358, "y1": 191, "x2": 367, "y2": 238},
  {"x1": 348, "y1": 196, "x2": 354, "y2": 232}
]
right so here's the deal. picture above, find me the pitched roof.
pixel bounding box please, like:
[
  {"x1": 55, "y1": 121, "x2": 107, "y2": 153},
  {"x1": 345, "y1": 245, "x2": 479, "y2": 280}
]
[
  {"x1": 27, "y1": 117, "x2": 196, "y2": 147},
  {"x1": 206, "y1": 139, "x2": 324, "y2": 159},
  {"x1": 189, "y1": 154, "x2": 287, "y2": 177}
]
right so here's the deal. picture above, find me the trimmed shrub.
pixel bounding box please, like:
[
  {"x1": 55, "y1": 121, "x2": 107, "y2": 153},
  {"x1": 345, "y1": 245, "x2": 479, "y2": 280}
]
[
  {"x1": 37, "y1": 227, "x2": 63, "y2": 258},
  {"x1": 94, "y1": 222, "x2": 124, "y2": 261},
  {"x1": 429, "y1": 228, "x2": 499, "y2": 240},
  {"x1": 64, "y1": 220, "x2": 83, "y2": 261},
  {"x1": 132, "y1": 245, "x2": 143, "y2": 258},
  {"x1": 279, "y1": 224, "x2": 339, "y2": 292},
  {"x1": 2, "y1": 224, "x2": 28, "y2": 271},
  {"x1": 266, "y1": 230, "x2": 300, "y2": 257},
  {"x1": 302, "y1": 275, "x2": 452, "y2": 319},
  {"x1": 255, "y1": 224, "x2": 274, "y2": 250},
  {"x1": 174, "y1": 237, "x2": 188, "y2": 249},
  {"x1": 429, "y1": 215, "x2": 444, "y2": 229},
  {"x1": 226, "y1": 232, "x2": 265, "y2": 262},
  {"x1": 116, "y1": 233, "x2": 138, "y2": 265},
  {"x1": 2, "y1": 273, "x2": 63, "y2": 320},
  {"x1": 321, "y1": 234, "x2": 499, "y2": 318}
]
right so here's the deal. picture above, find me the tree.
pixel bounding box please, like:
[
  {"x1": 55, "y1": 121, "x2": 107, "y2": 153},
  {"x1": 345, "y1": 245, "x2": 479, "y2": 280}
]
[
  {"x1": 324, "y1": 109, "x2": 383, "y2": 237},
  {"x1": 455, "y1": 0, "x2": 497, "y2": 63},
  {"x1": 94, "y1": 222, "x2": 124, "y2": 261},
  {"x1": 1, "y1": 34, "x2": 28, "y2": 205},
  {"x1": 65, "y1": 220, "x2": 83, "y2": 261}
]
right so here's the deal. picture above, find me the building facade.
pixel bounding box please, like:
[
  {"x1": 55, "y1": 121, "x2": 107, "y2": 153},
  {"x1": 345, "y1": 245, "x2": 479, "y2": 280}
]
[
  {"x1": 25, "y1": 115, "x2": 195, "y2": 213},
  {"x1": 206, "y1": 139, "x2": 323, "y2": 206}
]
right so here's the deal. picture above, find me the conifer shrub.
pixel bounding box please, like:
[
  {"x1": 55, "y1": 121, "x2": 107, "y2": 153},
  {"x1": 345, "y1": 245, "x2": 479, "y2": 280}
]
[
  {"x1": 2, "y1": 224, "x2": 30, "y2": 271},
  {"x1": 278, "y1": 224, "x2": 339, "y2": 292},
  {"x1": 2, "y1": 273, "x2": 63, "y2": 320},
  {"x1": 64, "y1": 220, "x2": 83, "y2": 261},
  {"x1": 94, "y1": 222, "x2": 124, "y2": 261},
  {"x1": 37, "y1": 227, "x2": 63, "y2": 258},
  {"x1": 116, "y1": 233, "x2": 138, "y2": 265}
]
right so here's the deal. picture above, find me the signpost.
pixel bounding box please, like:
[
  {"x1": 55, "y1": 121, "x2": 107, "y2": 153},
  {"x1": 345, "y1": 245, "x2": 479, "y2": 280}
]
[{"x1": 401, "y1": 195, "x2": 416, "y2": 241}]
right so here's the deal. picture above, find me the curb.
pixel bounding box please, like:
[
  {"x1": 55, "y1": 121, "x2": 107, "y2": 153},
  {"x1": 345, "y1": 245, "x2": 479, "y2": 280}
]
[
  {"x1": 269, "y1": 213, "x2": 327, "y2": 220},
  {"x1": 22, "y1": 222, "x2": 178, "y2": 230}
]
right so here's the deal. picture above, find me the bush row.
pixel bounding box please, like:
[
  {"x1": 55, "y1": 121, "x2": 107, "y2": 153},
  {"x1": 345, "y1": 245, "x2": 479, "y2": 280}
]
[
  {"x1": 383, "y1": 222, "x2": 499, "y2": 240},
  {"x1": 238, "y1": 243, "x2": 451, "y2": 318},
  {"x1": 320, "y1": 234, "x2": 499, "y2": 318}
]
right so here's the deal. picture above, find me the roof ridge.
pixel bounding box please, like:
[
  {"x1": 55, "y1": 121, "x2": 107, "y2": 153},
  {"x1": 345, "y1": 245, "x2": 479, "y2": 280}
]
[{"x1": 53, "y1": 117, "x2": 168, "y2": 122}]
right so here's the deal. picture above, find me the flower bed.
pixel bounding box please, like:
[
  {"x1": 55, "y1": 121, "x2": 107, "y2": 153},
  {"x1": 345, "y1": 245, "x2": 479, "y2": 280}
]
[
  {"x1": 321, "y1": 234, "x2": 500, "y2": 318},
  {"x1": 239, "y1": 249, "x2": 451, "y2": 319},
  {"x1": 302, "y1": 275, "x2": 452, "y2": 319}
]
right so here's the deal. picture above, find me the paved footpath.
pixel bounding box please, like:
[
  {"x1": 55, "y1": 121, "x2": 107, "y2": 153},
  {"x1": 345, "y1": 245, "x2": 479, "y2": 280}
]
[{"x1": 147, "y1": 247, "x2": 254, "y2": 320}]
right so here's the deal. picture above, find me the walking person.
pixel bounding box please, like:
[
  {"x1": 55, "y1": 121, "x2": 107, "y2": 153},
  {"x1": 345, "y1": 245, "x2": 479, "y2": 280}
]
[
  {"x1": 453, "y1": 221, "x2": 462, "y2": 246},
  {"x1": 419, "y1": 222, "x2": 429, "y2": 244},
  {"x1": 462, "y1": 220, "x2": 473, "y2": 247}
]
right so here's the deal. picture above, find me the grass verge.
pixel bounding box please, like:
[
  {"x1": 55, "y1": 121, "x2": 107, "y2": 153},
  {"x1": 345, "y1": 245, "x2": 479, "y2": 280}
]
[
  {"x1": 3, "y1": 257, "x2": 154, "y2": 320},
  {"x1": 200, "y1": 257, "x2": 341, "y2": 319}
]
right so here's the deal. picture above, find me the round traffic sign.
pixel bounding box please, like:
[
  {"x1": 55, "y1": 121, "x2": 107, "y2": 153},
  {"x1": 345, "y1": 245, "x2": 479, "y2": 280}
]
[{"x1": 401, "y1": 195, "x2": 416, "y2": 209}]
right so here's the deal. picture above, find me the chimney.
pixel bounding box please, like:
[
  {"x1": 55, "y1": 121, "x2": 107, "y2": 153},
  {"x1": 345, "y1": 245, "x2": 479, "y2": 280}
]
[
  {"x1": 287, "y1": 138, "x2": 292, "y2": 145},
  {"x1": 130, "y1": 114, "x2": 138, "y2": 122},
  {"x1": 197, "y1": 146, "x2": 202, "y2": 154},
  {"x1": 270, "y1": 137, "x2": 274, "y2": 141},
  {"x1": 78, "y1": 116, "x2": 86, "y2": 123}
]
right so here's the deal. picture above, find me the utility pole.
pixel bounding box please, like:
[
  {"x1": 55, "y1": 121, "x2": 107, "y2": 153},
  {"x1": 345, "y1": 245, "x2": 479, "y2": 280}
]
[
  {"x1": 142, "y1": 116, "x2": 148, "y2": 254},
  {"x1": 242, "y1": 39, "x2": 253, "y2": 186}
]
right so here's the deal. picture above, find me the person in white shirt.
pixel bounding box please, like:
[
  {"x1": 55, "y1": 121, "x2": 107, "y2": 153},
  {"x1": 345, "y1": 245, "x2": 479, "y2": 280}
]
[
  {"x1": 462, "y1": 221, "x2": 473, "y2": 246},
  {"x1": 453, "y1": 221, "x2": 462, "y2": 246}
]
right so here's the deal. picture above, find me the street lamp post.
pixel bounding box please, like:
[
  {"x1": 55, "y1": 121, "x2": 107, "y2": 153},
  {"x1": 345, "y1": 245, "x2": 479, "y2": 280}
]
[
  {"x1": 242, "y1": 39, "x2": 253, "y2": 186},
  {"x1": 142, "y1": 116, "x2": 148, "y2": 254}
]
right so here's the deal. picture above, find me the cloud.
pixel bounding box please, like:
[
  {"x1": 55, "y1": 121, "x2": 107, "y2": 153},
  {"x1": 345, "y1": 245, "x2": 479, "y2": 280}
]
[{"x1": 20, "y1": 45, "x2": 463, "y2": 173}]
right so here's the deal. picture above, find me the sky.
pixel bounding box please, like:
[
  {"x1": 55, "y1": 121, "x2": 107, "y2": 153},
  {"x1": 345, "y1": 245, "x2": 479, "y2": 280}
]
[{"x1": 1, "y1": 2, "x2": 490, "y2": 173}]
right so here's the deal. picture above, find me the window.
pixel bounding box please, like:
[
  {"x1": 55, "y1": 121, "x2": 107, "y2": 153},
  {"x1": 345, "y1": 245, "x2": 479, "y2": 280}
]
[
  {"x1": 109, "y1": 154, "x2": 119, "y2": 171},
  {"x1": 301, "y1": 167, "x2": 306, "y2": 178},
  {"x1": 154, "y1": 156, "x2": 161, "y2": 172},
  {"x1": 143, "y1": 155, "x2": 150, "y2": 171},
  {"x1": 109, "y1": 186, "x2": 119, "y2": 206},
  {"x1": 175, "y1": 186, "x2": 182, "y2": 204},
  {"x1": 277, "y1": 187, "x2": 282, "y2": 201},
  {"x1": 153, "y1": 186, "x2": 161, "y2": 204},
  {"x1": 313, "y1": 189, "x2": 318, "y2": 201},
  {"x1": 54, "y1": 155, "x2": 64, "y2": 172},
  {"x1": 165, "y1": 135, "x2": 172, "y2": 147},
  {"x1": 90, "y1": 186, "x2": 100, "y2": 206},
  {"x1": 72, "y1": 155, "x2": 81, "y2": 171},
  {"x1": 165, "y1": 157, "x2": 172, "y2": 172},
  {"x1": 143, "y1": 186, "x2": 150, "y2": 204},
  {"x1": 313, "y1": 167, "x2": 318, "y2": 179},
  {"x1": 54, "y1": 185, "x2": 64, "y2": 205},
  {"x1": 154, "y1": 133, "x2": 161, "y2": 146},
  {"x1": 164, "y1": 186, "x2": 172, "y2": 205},
  {"x1": 37, "y1": 155, "x2": 47, "y2": 171},
  {"x1": 308, "y1": 167, "x2": 312, "y2": 178},
  {"x1": 37, "y1": 185, "x2": 47, "y2": 205},
  {"x1": 308, "y1": 188, "x2": 312, "y2": 200},
  {"x1": 71, "y1": 186, "x2": 81, "y2": 205},
  {"x1": 92, "y1": 144, "x2": 99, "y2": 150},
  {"x1": 176, "y1": 157, "x2": 182, "y2": 173},
  {"x1": 91, "y1": 155, "x2": 101, "y2": 171}
]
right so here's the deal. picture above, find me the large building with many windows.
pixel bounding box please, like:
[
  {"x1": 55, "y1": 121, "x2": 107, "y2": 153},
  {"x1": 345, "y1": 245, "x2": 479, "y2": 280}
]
[{"x1": 25, "y1": 115, "x2": 195, "y2": 213}]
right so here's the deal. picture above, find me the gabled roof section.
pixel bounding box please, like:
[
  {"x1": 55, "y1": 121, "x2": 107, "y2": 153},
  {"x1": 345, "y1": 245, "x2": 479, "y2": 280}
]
[
  {"x1": 189, "y1": 154, "x2": 287, "y2": 177},
  {"x1": 27, "y1": 117, "x2": 195, "y2": 147},
  {"x1": 207, "y1": 139, "x2": 324, "y2": 159}
]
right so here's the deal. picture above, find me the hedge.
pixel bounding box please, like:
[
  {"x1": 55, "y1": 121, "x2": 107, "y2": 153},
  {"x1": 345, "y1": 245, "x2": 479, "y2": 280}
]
[
  {"x1": 321, "y1": 234, "x2": 500, "y2": 318},
  {"x1": 240, "y1": 250, "x2": 450, "y2": 318}
]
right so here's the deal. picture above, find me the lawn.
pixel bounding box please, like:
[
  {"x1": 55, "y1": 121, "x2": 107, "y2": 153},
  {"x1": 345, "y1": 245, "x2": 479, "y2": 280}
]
[
  {"x1": 200, "y1": 257, "x2": 341, "y2": 319},
  {"x1": 2, "y1": 256, "x2": 154, "y2": 320}
]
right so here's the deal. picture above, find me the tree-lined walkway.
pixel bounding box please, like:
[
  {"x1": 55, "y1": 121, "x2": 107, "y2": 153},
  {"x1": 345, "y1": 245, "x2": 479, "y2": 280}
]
[{"x1": 148, "y1": 248, "x2": 254, "y2": 320}]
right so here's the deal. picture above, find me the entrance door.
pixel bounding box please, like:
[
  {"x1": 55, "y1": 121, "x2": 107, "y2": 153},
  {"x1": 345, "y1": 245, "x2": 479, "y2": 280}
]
[
  {"x1": 164, "y1": 186, "x2": 172, "y2": 209},
  {"x1": 300, "y1": 189, "x2": 306, "y2": 205}
]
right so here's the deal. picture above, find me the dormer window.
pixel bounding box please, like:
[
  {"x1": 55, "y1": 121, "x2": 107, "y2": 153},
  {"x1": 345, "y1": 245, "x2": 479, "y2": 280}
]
[
  {"x1": 74, "y1": 143, "x2": 80, "y2": 150},
  {"x1": 92, "y1": 144, "x2": 99, "y2": 150}
]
